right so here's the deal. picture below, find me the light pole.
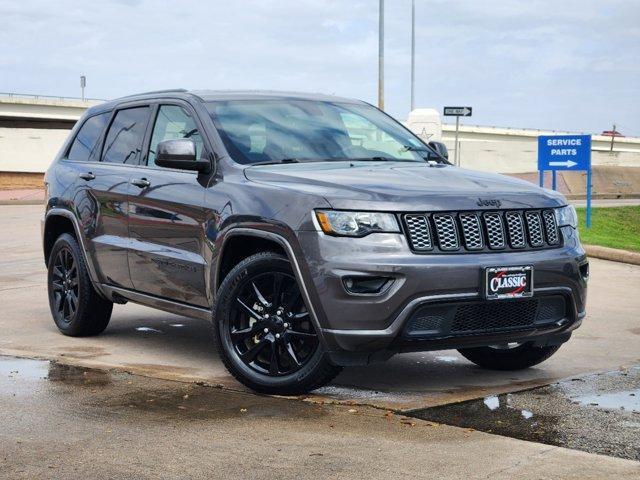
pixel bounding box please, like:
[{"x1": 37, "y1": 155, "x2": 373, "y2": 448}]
[
  {"x1": 410, "y1": 0, "x2": 415, "y2": 112},
  {"x1": 80, "y1": 75, "x2": 86, "y2": 101},
  {"x1": 378, "y1": 0, "x2": 384, "y2": 110}
]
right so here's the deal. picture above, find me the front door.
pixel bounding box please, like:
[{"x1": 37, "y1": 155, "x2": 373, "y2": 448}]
[{"x1": 127, "y1": 103, "x2": 209, "y2": 307}]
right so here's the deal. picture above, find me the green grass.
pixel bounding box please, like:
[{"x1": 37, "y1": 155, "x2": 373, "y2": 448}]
[{"x1": 576, "y1": 206, "x2": 640, "y2": 252}]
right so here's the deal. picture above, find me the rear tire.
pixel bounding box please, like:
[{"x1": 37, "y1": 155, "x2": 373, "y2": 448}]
[
  {"x1": 458, "y1": 342, "x2": 561, "y2": 370},
  {"x1": 47, "y1": 233, "x2": 113, "y2": 336},
  {"x1": 213, "y1": 252, "x2": 341, "y2": 395}
]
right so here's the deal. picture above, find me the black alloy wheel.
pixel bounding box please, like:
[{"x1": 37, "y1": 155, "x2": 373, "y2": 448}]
[
  {"x1": 229, "y1": 271, "x2": 319, "y2": 376},
  {"x1": 47, "y1": 233, "x2": 113, "y2": 337},
  {"x1": 213, "y1": 252, "x2": 341, "y2": 395},
  {"x1": 50, "y1": 246, "x2": 80, "y2": 324}
]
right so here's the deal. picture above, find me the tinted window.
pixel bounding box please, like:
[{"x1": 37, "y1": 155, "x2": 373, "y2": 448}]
[
  {"x1": 66, "y1": 112, "x2": 110, "y2": 162},
  {"x1": 206, "y1": 100, "x2": 427, "y2": 165},
  {"x1": 101, "y1": 107, "x2": 150, "y2": 164},
  {"x1": 148, "y1": 105, "x2": 203, "y2": 167}
]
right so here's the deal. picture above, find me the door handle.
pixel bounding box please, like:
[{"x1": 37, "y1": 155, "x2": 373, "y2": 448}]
[
  {"x1": 79, "y1": 172, "x2": 95, "y2": 181},
  {"x1": 131, "y1": 178, "x2": 151, "y2": 188}
]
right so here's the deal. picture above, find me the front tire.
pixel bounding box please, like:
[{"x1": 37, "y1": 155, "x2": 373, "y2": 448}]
[
  {"x1": 458, "y1": 342, "x2": 561, "y2": 370},
  {"x1": 47, "y1": 233, "x2": 113, "y2": 336},
  {"x1": 213, "y1": 252, "x2": 341, "y2": 395}
]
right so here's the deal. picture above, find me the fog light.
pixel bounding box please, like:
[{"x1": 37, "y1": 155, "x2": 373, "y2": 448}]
[
  {"x1": 579, "y1": 262, "x2": 589, "y2": 281},
  {"x1": 342, "y1": 276, "x2": 393, "y2": 295}
]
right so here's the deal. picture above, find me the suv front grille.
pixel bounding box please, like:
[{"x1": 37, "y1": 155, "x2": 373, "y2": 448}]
[
  {"x1": 432, "y1": 214, "x2": 459, "y2": 251},
  {"x1": 404, "y1": 214, "x2": 433, "y2": 251},
  {"x1": 403, "y1": 209, "x2": 561, "y2": 253}
]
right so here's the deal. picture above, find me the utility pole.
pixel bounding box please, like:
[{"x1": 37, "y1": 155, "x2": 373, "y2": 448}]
[
  {"x1": 378, "y1": 0, "x2": 385, "y2": 110},
  {"x1": 410, "y1": 0, "x2": 415, "y2": 112},
  {"x1": 610, "y1": 123, "x2": 616, "y2": 152},
  {"x1": 80, "y1": 75, "x2": 86, "y2": 101}
]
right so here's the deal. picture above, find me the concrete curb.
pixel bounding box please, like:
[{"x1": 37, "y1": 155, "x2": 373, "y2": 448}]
[{"x1": 584, "y1": 245, "x2": 640, "y2": 266}]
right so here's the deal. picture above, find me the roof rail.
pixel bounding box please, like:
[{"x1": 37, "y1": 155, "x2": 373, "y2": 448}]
[{"x1": 119, "y1": 88, "x2": 188, "y2": 98}]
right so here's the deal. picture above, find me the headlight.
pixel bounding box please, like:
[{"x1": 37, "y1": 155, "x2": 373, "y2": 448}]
[
  {"x1": 555, "y1": 205, "x2": 577, "y2": 228},
  {"x1": 315, "y1": 210, "x2": 400, "y2": 237}
]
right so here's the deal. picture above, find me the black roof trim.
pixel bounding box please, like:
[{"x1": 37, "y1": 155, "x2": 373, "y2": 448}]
[{"x1": 119, "y1": 88, "x2": 188, "y2": 98}]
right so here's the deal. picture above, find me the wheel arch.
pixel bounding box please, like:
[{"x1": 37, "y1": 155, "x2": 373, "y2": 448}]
[
  {"x1": 216, "y1": 232, "x2": 287, "y2": 292},
  {"x1": 215, "y1": 228, "x2": 328, "y2": 345},
  {"x1": 43, "y1": 213, "x2": 76, "y2": 265},
  {"x1": 43, "y1": 208, "x2": 101, "y2": 287}
]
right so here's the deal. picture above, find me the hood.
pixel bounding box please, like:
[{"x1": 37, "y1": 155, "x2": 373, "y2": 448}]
[{"x1": 244, "y1": 161, "x2": 566, "y2": 211}]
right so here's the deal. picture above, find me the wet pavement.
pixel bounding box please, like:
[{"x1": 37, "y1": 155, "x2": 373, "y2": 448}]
[
  {"x1": 1, "y1": 204, "x2": 640, "y2": 477},
  {"x1": 3, "y1": 206, "x2": 640, "y2": 412},
  {"x1": 2, "y1": 356, "x2": 640, "y2": 479},
  {"x1": 411, "y1": 366, "x2": 640, "y2": 461}
]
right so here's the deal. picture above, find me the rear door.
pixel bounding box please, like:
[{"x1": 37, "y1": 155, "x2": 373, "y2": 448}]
[
  {"x1": 68, "y1": 106, "x2": 150, "y2": 289},
  {"x1": 127, "y1": 101, "x2": 210, "y2": 307}
]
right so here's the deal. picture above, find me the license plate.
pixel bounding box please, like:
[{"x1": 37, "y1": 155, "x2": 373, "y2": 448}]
[{"x1": 485, "y1": 265, "x2": 533, "y2": 300}]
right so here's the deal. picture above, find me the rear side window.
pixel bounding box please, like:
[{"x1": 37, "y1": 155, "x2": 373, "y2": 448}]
[
  {"x1": 101, "y1": 107, "x2": 151, "y2": 164},
  {"x1": 66, "y1": 112, "x2": 110, "y2": 162}
]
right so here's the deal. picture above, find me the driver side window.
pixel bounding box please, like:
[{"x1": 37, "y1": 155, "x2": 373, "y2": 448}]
[{"x1": 148, "y1": 105, "x2": 204, "y2": 167}]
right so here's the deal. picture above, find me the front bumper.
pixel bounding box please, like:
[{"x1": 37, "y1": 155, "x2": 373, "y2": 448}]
[{"x1": 296, "y1": 226, "x2": 588, "y2": 365}]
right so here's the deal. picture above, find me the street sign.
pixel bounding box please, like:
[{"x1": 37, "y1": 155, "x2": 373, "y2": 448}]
[
  {"x1": 443, "y1": 106, "x2": 472, "y2": 166},
  {"x1": 537, "y1": 135, "x2": 591, "y2": 171},
  {"x1": 537, "y1": 134, "x2": 593, "y2": 228},
  {"x1": 443, "y1": 106, "x2": 472, "y2": 117}
]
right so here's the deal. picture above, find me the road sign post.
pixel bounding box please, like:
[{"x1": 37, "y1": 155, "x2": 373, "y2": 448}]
[
  {"x1": 444, "y1": 107, "x2": 472, "y2": 166},
  {"x1": 537, "y1": 134, "x2": 592, "y2": 228}
]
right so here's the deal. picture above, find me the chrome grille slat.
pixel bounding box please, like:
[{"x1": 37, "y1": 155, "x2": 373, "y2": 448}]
[
  {"x1": 542, "y1": 210, "x2": 559, "y2": 245},
  {"x1": 404, "y1": 214, "x2": 433, "y2": 250},
  {"x1": 403, "y1": 209, "x2": 562, "y2": 253},
  {"x1": 505, "y1": 211, "x2": 526, "y2": 248},
  {"x1": 432, "y1": 214, "x2": 459, "y2": 251},
  {"x1": 483, "y1": 212, "x2": 506, "y2": 249},
  {"x1": 525, "y1": 211, "x2": 544, "y2": 247},
  {"x1": 459, "y1": 213, "x2": 484, "y2": 250}
]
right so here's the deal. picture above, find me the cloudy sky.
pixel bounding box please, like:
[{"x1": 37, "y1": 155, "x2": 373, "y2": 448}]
[{"x1": 1, "y1": 0, "x2": 638, "y2": 134}]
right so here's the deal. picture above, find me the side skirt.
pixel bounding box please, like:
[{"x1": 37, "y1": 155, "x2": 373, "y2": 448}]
[{"x1": 101, "y1": 285, "x2": 212, "y2": 321}]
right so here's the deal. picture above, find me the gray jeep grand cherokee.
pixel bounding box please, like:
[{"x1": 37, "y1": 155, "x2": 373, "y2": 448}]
[{"x1": 42, "y1": 90, "x2": 588, "y2": 394}]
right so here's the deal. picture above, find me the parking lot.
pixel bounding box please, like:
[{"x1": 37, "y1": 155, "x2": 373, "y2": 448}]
[{"x1": 1, "y1": 204, "x2": 639, "y2": 478}]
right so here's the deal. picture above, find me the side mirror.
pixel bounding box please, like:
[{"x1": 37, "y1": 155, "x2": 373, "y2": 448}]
[
  {"x1": 427, "y1": 141, "x2": 449, "y2": 161},
  {"x1": 155, "y1": 139, "x2": 211, "y2": 173}
]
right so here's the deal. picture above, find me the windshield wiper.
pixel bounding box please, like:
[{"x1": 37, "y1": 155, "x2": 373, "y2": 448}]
[
  {"x1": 402, "y1": 145, "x2": 450, "y2": 164},
  {"x1": 324, "y1": 157, "x2": 419, "y2": 162},
  {"x1": 248, "y1": 158, "x2": 301, "y2": 166}
]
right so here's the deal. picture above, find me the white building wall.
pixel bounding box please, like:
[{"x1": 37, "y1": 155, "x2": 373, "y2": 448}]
[{"x1": 0, "y1": 127, "x2": 70, "y2": 173}]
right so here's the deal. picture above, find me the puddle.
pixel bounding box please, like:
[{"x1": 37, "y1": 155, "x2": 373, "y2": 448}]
[
  {"x1": 409, "y1": 366, "x2": 640, "y2": 461},
  {"x1": 0, "y1": 357, "x2": 49, "y2": 380},
  {"x1": 134, "y1": 326, "x2": 164, "y2": 333},
  {"x1": 1, "y1": 356, "x2": 327, "y2": 422},
  {"x1": 47, "y1": 362, "x2": 112, "y2": 387},
  {"x1": 434, "y1": 355, "x2": 460, "y2": 363},
  {"x1": 569, "y1": 389, "x2": 640, "y2": 412},
  {"x1": 1, "y1": 356, "x2": 112, "y2": 386}
]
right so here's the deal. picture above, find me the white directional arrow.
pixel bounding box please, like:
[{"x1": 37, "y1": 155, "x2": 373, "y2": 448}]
[
  {"x1": 460, "y1": 107, "x2": 471, "y2": 116},
  {"x1": 549, "y1": 160, "x2": 578, "y2": 168}
]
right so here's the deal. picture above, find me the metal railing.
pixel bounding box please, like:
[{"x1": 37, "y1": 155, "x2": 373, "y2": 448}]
[{"x1": 0, "y1": 92, "x2": 105, "y2": 102}]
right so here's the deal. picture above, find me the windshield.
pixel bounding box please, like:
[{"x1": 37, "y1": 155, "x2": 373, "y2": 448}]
[{"x1": 206, "y1": 99, "x2": 430, "y2": 165}]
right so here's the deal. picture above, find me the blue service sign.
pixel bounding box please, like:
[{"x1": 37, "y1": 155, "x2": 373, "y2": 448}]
[{"x1": 537, "y1": 135, "x2": 591, "y2": 171}]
